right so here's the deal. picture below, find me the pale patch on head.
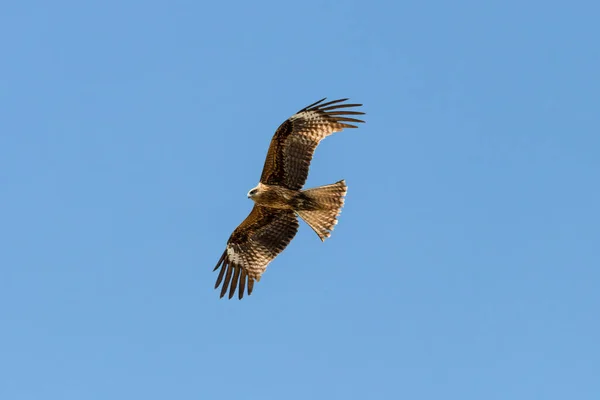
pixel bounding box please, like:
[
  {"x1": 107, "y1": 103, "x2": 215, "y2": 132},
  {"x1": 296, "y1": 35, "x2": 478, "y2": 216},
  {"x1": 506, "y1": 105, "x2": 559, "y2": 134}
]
[{"x1": 247, "y1": 182, "x2": 264, "y2": 198}]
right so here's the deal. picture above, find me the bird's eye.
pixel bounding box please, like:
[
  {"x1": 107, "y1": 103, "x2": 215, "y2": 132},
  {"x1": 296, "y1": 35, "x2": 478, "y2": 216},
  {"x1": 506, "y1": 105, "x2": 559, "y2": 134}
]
[{"x1": 250, "y1": 189, "x2": 256, "y2": 195}]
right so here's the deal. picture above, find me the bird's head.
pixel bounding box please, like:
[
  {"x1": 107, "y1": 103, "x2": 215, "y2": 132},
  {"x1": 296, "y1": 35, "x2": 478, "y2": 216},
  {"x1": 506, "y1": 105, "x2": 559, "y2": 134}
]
[{"x1": 247, "y1": 185, "x2": 261, "y2": 200}]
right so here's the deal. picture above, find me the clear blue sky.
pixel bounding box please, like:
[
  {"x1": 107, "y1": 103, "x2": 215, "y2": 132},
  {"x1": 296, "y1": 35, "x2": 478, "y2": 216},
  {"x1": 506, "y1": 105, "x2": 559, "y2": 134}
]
[{"x1": 1, "y1": 1, "x2": 599, "y2": 399}]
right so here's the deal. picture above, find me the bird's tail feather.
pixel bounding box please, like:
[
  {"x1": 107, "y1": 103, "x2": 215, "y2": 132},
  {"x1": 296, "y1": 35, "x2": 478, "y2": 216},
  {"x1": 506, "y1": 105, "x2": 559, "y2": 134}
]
[{"x1": 295, "y1": 180, "x2": 347, "y2": 241}]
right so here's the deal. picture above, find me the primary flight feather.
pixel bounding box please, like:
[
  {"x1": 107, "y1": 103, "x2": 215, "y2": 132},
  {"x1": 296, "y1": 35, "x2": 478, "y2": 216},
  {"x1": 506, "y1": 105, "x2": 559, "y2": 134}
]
[{"x1": 213, "y1": 98, "x2": 365, "y2": 299}]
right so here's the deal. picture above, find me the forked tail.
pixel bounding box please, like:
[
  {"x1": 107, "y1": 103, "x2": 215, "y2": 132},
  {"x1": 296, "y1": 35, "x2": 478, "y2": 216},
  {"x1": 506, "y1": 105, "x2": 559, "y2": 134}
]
[{"x1": 295, "y1": 180, "x2": 347, "y2": 241}]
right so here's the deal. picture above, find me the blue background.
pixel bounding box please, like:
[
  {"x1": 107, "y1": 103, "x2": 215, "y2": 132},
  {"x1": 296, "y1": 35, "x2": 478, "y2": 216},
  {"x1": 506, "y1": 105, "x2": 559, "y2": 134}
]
[{"x1": 1, "y1": 1, "x2": 599, "y2": 399}]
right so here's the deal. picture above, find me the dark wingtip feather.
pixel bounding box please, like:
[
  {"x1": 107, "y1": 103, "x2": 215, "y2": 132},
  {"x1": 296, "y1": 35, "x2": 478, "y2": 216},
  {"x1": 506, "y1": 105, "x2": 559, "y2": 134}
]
[
  {"x1": 238, "y1": 270, "x2": 247, "y2": 300},
  {"x1": 219, "y1": 263, "x2": 234, "y2": 298},
  {"x1": 214, "y1": 256, "x2": 227, "y2": 289},
  {"x1": 228, "y1": 265, "x2": 241, "y2": 299},
  {"x1": 313, "y1": 98, "x2": 349, "y2": 109},
  {"x1": 334, "y1": 117, "x2": 365, "y2": 124},
  {"x1": 301, "y1": 97, "x2": 327, "y2": 111},
  {"x1": 326, "y1": 110, "x2": 365, "y2": 116},
  {"x1": 321, "y1": 104, "x2": 364, "y2": 111},
  {"x1": 213, "y1": 250, "x2": 226, "y2": 271},
  {"x1": 247, "y1": 278, "x2": 255, "y2": 296}
]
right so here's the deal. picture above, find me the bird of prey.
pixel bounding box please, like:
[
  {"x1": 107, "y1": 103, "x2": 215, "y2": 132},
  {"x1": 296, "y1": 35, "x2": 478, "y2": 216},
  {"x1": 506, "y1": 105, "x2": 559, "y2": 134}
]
[{"x1": 213, "y1": 98, "x2": 365, "y2": 299}]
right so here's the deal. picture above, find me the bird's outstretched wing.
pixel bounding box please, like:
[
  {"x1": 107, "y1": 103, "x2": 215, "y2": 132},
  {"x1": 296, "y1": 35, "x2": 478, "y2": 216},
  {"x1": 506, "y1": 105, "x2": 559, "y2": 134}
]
[
  {"x1": 259, "y1": 98, "x2": 365, "y2": 190},
  {"x1": 214, "y1": 205, "x2": 299, "y2": 299}
]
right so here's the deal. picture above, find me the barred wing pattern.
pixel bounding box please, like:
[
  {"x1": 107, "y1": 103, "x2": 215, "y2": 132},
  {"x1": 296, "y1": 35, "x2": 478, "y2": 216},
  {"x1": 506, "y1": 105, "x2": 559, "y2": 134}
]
[
  {"x1": 214, "y1": 205, "x2": 299, "y2": 299},
  {"x1": 260, "y1": 98, "x2": 365, "y2": 190}
]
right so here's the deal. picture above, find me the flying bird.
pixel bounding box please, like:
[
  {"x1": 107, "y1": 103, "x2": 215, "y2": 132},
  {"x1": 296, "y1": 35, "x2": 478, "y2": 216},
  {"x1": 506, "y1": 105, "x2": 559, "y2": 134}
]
[{"x1": 213, "y1": 98, "x2": 365, "y2": 299}]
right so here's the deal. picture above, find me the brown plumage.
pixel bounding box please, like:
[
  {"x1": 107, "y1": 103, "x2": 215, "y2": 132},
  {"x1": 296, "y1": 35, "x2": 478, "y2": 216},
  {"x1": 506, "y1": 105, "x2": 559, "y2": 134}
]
[{"x1": 213, "y1": 98, "x2": 365, "y2": 299}]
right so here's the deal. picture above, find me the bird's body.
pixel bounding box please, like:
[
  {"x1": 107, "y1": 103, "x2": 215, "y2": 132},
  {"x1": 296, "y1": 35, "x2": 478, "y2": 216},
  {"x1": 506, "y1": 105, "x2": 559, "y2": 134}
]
[
  {"x1": 213, "y1": 98, "x2": 365, "y2": 299},
  {"x1": 247, "y1": 183, "x2": 298, "y2": 210}
]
